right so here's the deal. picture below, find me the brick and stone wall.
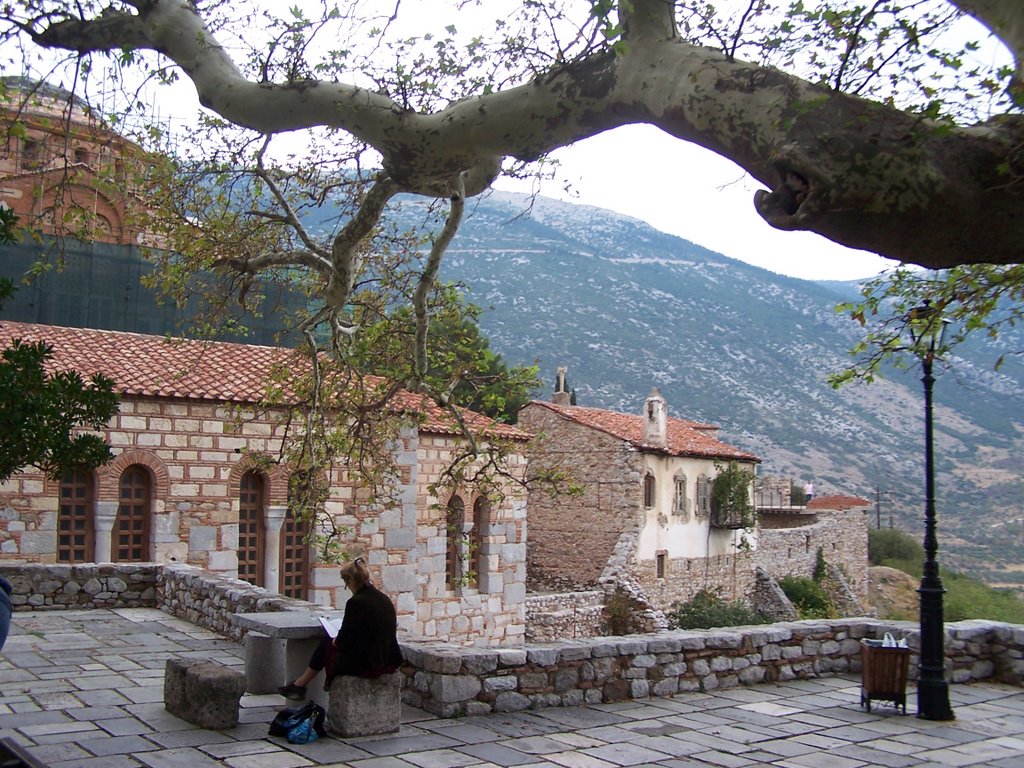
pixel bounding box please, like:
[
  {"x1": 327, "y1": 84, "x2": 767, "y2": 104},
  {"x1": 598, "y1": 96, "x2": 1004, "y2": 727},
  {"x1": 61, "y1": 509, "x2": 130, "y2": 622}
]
[
  {"x1": 525, "y1": 591, "x2": 605, "y2": 642},
  {"x1": 0, "y1": 395, "x2": 528, "y2": 646},
  {"x1": 634, "y1": 550, "x2": 757, "y2": 611}
]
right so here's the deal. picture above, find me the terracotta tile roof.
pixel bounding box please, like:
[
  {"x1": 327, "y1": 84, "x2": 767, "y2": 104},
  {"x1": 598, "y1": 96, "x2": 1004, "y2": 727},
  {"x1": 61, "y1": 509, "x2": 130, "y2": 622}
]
[
  {"x1": 526, "y1": 400, "x2": 759, "y2": 462},
  {"x1": 0, "y1": 321, "x2": 527, "y2": 441},
  {"x1": 807, "y1": 495, "x2": 871, "y2": 511}
]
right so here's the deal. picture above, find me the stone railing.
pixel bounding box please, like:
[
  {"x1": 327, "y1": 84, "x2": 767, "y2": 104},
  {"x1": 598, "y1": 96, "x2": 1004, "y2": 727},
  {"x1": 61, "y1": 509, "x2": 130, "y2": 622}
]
[
  {"x1": 3, "y1": 563, "x2": 1022, "y2": 718},
  {"x1": 525, "y1": 590, "x2": 605, "y2": 642}
]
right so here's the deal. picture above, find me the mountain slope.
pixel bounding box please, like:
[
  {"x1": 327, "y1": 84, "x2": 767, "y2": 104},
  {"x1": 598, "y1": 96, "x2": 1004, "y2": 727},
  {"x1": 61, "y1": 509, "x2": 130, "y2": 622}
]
[{"x1": 420, "y1": 190, "x2": 1024, "y2": 585}]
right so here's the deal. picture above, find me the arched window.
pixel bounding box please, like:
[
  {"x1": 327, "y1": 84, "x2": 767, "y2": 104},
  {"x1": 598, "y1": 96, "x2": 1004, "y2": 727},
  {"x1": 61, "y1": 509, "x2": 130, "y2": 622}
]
[
  {"x1": 114, "y1": 465, "x2": 151, "y2": 562},
  {"x1": 672, "y1": 473, "x2": 689, "y2": 519},
  {"x1": 696, "y1": 475, "x2": 711, "y2": 519},
  {"x1": 238, "y1": 470, "x2": 267, "y2": 586},
  {"x1": 281, "y1": 474, "x2": 310, "y2": 599},
  {"x1": 445, "y1": 496, "x2": 465, "y2": 589},
  {"x1": 470, "y1": 497, "x2": 490, "y2": 589},
  {"x1": 58, "y1": 469, "x2": 94, "y2": 563},
  {"x1": 643, "y1": 474, "x2": 656, "y2": 508}
]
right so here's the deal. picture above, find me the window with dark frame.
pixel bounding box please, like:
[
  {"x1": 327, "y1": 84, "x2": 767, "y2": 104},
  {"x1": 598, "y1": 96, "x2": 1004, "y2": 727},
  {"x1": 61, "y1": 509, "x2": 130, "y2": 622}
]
[
  {"x1": 114, "y1": 465, "x2": 150, "y2": 562},
  {"x1": 58, "y1": 469, "x2": 94, "y2": 563},
  {"x1": 280, "y1": 474, "x2": 310, "y2": 599},
  {"x1": 643, "y1": 473, "x2": 656, "y2": 508},
  {"x1": 445, "y1": 496, "x2": 465, "y2": 589},
  {"x1": 470, "y1": 497, "x2": 489, "y2": 590},
  {"x1": 238, "y1": 470, "x2": 266, "y2": 587}
]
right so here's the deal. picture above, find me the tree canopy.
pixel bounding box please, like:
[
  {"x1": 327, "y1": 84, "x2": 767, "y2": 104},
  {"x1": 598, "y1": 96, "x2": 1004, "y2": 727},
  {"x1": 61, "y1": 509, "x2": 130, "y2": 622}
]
[
  {"x1": 3, "y1": 0, "x2": 1021, "y2": 272},
  {"x1": 2, "y1": 0, "x2": 1022, "y2": 484}
]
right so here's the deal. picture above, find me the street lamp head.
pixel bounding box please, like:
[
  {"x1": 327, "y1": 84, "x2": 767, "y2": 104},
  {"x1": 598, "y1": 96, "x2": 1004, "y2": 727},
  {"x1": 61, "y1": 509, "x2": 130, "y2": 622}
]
[{"x1": 906, "y1": 300, "x2": 951, "y2": 357}]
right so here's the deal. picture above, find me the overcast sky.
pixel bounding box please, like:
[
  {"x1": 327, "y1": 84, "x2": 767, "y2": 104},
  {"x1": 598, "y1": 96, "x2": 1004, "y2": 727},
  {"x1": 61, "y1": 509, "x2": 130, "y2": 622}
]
[{"x1": 492, "y1": 124, "x2": 896, "y2": 282}]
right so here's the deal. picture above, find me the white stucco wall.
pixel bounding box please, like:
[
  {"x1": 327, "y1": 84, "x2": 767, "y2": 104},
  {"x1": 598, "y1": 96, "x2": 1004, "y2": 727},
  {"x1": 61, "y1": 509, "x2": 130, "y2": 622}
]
[{"x1": 636, "y1": 454, "x2": 757, "y2": 560}]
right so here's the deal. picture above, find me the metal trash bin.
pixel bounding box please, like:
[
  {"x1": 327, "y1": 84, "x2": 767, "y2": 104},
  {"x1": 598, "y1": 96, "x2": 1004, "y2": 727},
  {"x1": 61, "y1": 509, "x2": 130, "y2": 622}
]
[{"x1": 860, "y1": 638, "x2": 911, "y2": 714}]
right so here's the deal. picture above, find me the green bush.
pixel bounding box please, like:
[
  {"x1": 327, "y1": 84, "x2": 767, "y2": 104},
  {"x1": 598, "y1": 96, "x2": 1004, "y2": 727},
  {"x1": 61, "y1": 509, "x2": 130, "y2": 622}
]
[
  {"x1": 943, "y1": 572, "x2": 1024, "y2": 624},
  {"x1": 813, "y1": 547, "x2": 827, "y2": 582},
  {"x1": 667, "y1": 589, "x2": 768, "y2": 630},
  {"x1": 869, "y1": 528, "x2": 924, "y2": 567},
  {"x1": 779, "y1": 575, "x2": 835, "y2": 619},
  {"x1": 603, "y1": 589, "x2": 634, "y2": 635}
]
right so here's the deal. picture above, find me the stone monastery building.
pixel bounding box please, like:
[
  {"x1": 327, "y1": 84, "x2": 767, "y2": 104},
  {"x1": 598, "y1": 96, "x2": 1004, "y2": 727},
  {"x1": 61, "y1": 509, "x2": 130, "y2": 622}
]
[
  {"x1": 0, "y1": 321, "x2": 530, "y2": 646},
  {"x1": 519, "y1": 379, "x2": 869, "y2": 628}
]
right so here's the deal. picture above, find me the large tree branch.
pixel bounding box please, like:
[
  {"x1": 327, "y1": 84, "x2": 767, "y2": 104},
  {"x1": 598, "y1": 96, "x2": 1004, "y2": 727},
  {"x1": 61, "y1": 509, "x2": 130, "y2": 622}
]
[
  {"x1": 413, "y1": 174, "x2": 465, "y2": 384},
  {"x1": 21, "y1": 0, "x2": 1024, "y2": 269}
]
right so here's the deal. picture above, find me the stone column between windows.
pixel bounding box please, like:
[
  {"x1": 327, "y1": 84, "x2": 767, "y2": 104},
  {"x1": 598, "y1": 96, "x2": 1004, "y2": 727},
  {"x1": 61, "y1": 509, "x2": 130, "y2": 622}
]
[
  {"x1": 264, "y1": 505, "x2": 287, "y2": 594},
  {"x1": 94, "y1": 501, "x2": 118, "y2": 562}
]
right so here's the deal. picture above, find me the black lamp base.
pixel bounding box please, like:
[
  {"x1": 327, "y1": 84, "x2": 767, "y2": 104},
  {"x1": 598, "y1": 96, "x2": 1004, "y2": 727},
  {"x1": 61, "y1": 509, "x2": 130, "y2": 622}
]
[{"x1": 917, "y1": 679, "x2": 954, "y2": 721}]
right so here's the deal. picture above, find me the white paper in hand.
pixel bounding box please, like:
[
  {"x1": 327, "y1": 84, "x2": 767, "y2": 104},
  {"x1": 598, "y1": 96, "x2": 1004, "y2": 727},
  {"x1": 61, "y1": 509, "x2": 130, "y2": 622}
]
[{"x1": 318, "y1": 616, "x2": 342, "y2": 639}]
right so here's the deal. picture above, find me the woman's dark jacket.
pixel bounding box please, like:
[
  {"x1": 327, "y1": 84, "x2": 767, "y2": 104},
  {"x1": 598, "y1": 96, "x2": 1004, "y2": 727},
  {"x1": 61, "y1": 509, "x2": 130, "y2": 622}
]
[{"x1": 331, "y1": 583, "x2": 403, "y2": 678}]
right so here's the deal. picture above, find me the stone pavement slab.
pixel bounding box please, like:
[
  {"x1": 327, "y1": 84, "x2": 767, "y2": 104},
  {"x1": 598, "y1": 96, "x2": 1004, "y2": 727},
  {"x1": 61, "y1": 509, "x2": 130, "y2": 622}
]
[{"x1": 4, "y1": 609, "x2": 1024, "y2": 767}]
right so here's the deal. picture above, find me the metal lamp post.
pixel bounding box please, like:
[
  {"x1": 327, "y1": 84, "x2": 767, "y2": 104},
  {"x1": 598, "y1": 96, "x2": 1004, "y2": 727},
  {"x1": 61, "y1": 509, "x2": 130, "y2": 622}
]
[{"x1": 906, "y1": 300, "x2": 955, "y2": 721}]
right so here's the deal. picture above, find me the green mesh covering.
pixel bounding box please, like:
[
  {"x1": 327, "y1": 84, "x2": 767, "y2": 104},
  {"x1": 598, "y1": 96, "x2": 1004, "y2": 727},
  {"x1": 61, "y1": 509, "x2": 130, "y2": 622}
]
[{"x1": 0, "y1": 237, "x2": 305, "y2": 345}]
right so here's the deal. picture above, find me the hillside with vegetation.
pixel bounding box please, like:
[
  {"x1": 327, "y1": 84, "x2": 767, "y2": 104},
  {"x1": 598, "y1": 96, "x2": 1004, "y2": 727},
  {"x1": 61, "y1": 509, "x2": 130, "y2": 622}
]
[{"x1": 867, "y1": 529, "x2": 1024, "y2": 623}]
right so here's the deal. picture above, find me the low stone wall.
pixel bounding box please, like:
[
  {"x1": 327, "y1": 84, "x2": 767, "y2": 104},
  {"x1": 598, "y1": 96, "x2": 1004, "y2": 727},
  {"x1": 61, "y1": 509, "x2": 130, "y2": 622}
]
[
  {"x1": 158, "y1": 563, "x2": 322, "y2": 640},
  {"x1": 0, "y1": 562, "x2": 160, "y2": 609},
  {"x1": 401, "y1": 619, "x2": 1024, "y2": 716},
  {"x1": 525, "y1": 590, "x2": 605, "y2": 642},
  {"x1": 4, "y1": 563, "x2": 1023, "y2": 720},
  {"x1": 0, "y1": 563, "x2": 319, "y2": 640}
]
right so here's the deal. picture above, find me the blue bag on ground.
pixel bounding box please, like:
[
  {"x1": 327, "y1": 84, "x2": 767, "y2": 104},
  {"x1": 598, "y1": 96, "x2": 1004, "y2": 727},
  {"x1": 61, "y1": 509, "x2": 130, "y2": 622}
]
[
  {"x1": 269, "y1": 701, "x2": 326, "y2": 741},
  {"x1": 287, "y1": 711, "x2": 320, "y2": 744}
]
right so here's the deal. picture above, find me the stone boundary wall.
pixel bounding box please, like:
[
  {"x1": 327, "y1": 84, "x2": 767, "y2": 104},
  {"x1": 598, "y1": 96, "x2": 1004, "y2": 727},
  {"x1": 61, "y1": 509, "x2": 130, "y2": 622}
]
[
  {"x1": 401, "y1": 619, "x2": 1024, "y2": 716},
  {"x1": 4, "y1": 563, "x2": 1022, "y2": 719},
  {"x1": 755, "y1": 507, "x2": 869, "y2": 601},
  {"x1": 0, "y1": 563, "x2": 320, "y2": 640},
  {"x1": 525, "y1": 591, "x2": 605, "y2": 642},
  {"x1": 0, "y1": 562, "x2": 160, "y2": 609}
]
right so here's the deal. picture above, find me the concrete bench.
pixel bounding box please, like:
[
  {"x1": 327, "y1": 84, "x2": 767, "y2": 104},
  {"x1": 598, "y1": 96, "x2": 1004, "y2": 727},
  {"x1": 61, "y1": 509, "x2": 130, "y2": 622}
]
[
  {"x1": 164, "y1": 658, "x2": 245, "y2": 729},
  {"x1": 327, "y1": 672, "x2": 402, "y2": 737},
  {"x1": 232, "y1": 611, "x2": 344, "y2": 708}
]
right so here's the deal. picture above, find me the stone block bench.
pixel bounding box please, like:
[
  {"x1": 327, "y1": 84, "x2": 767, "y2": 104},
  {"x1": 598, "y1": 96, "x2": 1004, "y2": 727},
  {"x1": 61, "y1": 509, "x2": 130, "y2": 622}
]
[
  {"x1": 164, "y1": 658, "x2": 245, "y2": 729},
  {"x1": 232, "y1": 611, "x2": 344, "y2": 708},
  {"x1": 327, "y1": 672, "x2": 402, "y2": 737}
]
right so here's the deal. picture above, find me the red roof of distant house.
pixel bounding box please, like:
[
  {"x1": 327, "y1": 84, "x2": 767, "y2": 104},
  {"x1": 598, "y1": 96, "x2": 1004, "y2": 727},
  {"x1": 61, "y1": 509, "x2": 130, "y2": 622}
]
[
  {"x1": 0, "y1": 321, "x2": 527, "y2": 441},
  {"x1": 807, "y1": 495, "x2": 871, "y2": 511},
  {"x1": 526, "y1": 400, "x2": 759, "y2": 462}
]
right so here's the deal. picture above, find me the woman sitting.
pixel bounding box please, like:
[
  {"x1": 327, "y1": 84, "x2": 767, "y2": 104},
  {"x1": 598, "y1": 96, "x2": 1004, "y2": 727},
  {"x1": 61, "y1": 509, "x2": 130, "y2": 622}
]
[{"x1": 278, "y1": 557, "x2": 402, "y2": 699}]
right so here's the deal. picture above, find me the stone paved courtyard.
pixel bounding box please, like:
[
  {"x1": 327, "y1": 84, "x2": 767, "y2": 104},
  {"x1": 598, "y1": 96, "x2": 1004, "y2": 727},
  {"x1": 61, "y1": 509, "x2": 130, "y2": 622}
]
[{"x1": 2, "y1": 608, "x2": 1024, "y2": 767}]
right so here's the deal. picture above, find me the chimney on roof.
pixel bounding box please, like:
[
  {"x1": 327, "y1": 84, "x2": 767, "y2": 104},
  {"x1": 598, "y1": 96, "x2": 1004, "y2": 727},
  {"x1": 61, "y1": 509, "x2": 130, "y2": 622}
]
[
  {"x1": 643, "y1": 388, "x2": 668, "y2": 447},
  {"x1": 552, "y1": 366, "x2": 572, "y2": 406}
]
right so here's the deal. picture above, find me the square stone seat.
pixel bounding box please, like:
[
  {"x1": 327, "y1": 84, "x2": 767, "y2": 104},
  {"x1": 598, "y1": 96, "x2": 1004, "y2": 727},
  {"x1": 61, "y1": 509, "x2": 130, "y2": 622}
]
[
  {"x1": 327, "y1": 671, "x2": 402, "y2": 737},
  {"x1": 164, "y1": 658, "x2": 245, "y2": 729}
]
